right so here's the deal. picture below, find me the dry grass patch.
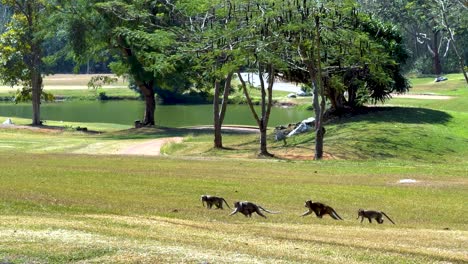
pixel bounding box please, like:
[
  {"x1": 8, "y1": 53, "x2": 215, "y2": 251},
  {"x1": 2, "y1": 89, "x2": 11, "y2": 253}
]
[{"x1": 0, "y1": 214, "x2": 466, "y2": 263}]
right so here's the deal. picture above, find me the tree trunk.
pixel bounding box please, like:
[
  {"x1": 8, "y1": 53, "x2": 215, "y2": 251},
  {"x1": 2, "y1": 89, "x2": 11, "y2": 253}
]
[
  {"x1": 259, "y1": 120, "x2": 269, "y2": 156},
  {"x1": 213, "y1": 80, "x2": 222, "y2": 148},
  {"x1": 347, "y1": 85, "x2": 357, "y2": 107},
  {"x1": 460, "y1": 59, "x2": 468, "y2": 85},
  {"x1": 300, "y1": 42, "x2": 325, "y2": 160},
  {"x1": 311, "y1": 72, "x2": 322, "y2": 159},
  {"x1": 26, "y1": 2, "x2": 42, "y2": 126},
  {"x1": 213, "y1": 72, "x2": 233, "y2": 149},
  {"x1": 141, "y1": 83, "x2": 155, "y2": 126},
  {"x1": 120, "y1": 47, "x2": 156, "y2": 126},
  {"x1": 314, "y1": 14, "x2": 325, "y2": 160},
  {"x1": 432, "y1": 30, "x2": 443, "y2": 75},
  {"x1": 439, "y1": 1, "x2": 468, "y2": 85},
  {"x1": 237, "y1": 70, "x2": 273, "y2": 157},
  {"x1": 258, "y1": 65, "x2": 274, "y2": 157},
  {"x1": 238, "y1": 71, "x2": 260, "y2": 122},
  {"x1": 327, "y1": 84, "x2": 347, "y2": 111},
  {"x1": 134, "y1": 79, "x2": 155, "y2": 126},
  {"x1": 31, "y1": 70, "x2": 42, "y2": 126}
]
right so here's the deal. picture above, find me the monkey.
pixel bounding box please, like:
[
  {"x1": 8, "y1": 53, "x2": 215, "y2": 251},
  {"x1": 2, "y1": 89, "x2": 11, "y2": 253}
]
[
  {"x1": 200, "y1": 195, "x2": 231, "y2": 209},
  {"x1": 301, "y1": 200, "x2": 343, "y2": 220},
  {"x1": 229, "y1": 201, "x2": 279, "y2": 218},
  {"x1": 357, "y1": 209, "x2": 395, "y2": 224}
]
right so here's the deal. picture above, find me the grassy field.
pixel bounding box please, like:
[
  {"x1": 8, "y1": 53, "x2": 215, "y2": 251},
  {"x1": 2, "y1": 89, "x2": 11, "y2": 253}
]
[
  {"x1": 0, "y1": 74, "x2": 138, "y2": 101},
  {"x1": 0, "y1": 74, "x2": 467, "y2": 263}
]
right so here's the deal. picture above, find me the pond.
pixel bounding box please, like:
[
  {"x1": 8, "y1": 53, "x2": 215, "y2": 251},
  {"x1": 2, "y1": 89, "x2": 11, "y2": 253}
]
[{"x1": 0, "y1": 100, "x2": 312, "y2": 127}]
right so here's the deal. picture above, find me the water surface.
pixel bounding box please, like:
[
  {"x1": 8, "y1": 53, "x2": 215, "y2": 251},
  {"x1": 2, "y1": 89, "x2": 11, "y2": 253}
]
[{"x1": 0, "y1": 101, "x2": 312, "y2": 127}]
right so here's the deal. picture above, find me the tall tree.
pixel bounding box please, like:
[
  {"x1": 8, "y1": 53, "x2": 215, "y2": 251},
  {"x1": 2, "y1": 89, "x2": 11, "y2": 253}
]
[
  {"x1": 185, "y1": 0, "x2": 284, "y2": 155},
  {"x1": 278, "y1": 1, "x2": 330, "y2": 160},
  {"x1": 183, "y1": 0, "x2": 239, "y2": 149},
  {"x1": 0, "y1": 0, "x2": 49, "y2": 125},
  {"x1": 235, "y1": 0, "x2": 286, "y2": 157},
  {"x1": 278, "y1": 1, "x2": 410, "y2": 159},
  {"x1": 53, "y1": 0, "x2": 189, "y2": 126},
  {"x1": 433, "y1": 0, "x2": 468, "y2": 83},
  {"x1": 360, "y1": 0, "x2": 467, "y2": 77}
]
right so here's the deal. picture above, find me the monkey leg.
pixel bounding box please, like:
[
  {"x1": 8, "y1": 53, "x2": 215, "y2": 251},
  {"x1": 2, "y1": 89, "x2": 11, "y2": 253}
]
[
  {"x1": 229, "y1": 208, "x2": 239, "y2": 216},
  {"x1": 328, "y1": 210, "x2": 342, "y2": 220},
  {"x1": 332, "y1": 210, "x2": 343, "y2": 220},
  {"x1": 256, "y1": 209, "x2": 267, "y2": 218},
  {"x1": 301, "y1": 210, "x2": 313, "y2": 217}
]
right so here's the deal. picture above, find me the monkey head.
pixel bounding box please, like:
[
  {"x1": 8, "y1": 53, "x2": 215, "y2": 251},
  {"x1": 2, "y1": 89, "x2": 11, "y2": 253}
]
[{"x1": 357, "y1": 209, "x2": 364, "y2": 218}]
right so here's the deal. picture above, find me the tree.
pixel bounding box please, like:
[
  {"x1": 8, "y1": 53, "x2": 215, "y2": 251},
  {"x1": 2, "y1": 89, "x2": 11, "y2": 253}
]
[
  {"x1": 0, "y1": 0, "x2": 49, "y2": 125},
  {"x1": 234, "y1": 0, "x2": 286, "y2": 157},
  {"x1": 433, "y1": 0, "x2": 468, "y2": 83},
  {"x1": 183, "y1": 0, "x2": 239, "y2": 149},
  {"x1": 360, "y1": 0, "x2": 467, "y2": 77},
  {"x1": 53, "y1": 0, "x2": 190, "y2": 126},
  {"x1": 276, "y1": 1, "x2": 410, "y2": 159},
  {"x1": 184, "y1": 0, "x2": 284, "y2": 155},
  {"x1": 277, "y1": 1, "x2": 331, "y2": 160}
]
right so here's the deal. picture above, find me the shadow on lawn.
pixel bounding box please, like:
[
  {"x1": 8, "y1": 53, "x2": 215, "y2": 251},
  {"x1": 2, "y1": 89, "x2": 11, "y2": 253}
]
[
  {"x1": 340, "y1": 106, "x2": 453, "y2": 125},
  {"x1": 278, "y1": 106, "x2": 456, "y2": 161}
]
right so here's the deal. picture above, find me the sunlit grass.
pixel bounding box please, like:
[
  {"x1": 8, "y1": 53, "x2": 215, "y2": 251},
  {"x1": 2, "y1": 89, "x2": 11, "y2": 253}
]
[
  {"x1": 407, "y1": 73, "x2": 467, "y2": 95},
  {"x1": 0, "y1": 152, "x2": 466, "y2": 263},
  {"x1": 1, "y1": 214, "x2": 466, "y2": 263},
  {"x1": 0, "y1": 74, "x2": 467, "y2": 262}
]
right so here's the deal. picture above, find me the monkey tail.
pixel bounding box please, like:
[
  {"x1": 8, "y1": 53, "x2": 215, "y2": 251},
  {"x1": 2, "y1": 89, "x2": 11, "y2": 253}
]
[
  {"x1": 381, "y1": 212, "x2": 395, "y2": 224},
  {"x1": 258, "y1": 206, "x2": 280, "y2": 214},
  {"x1": 330, "y1": 208, "x2": 343, "y2": 220},
  {"x1": 222, "y1": 198, "x2": 231, "y2": 209}
]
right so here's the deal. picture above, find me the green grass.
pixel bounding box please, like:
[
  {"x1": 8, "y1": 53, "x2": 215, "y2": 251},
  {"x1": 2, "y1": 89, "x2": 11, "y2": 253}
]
[
  {"x1": 0, "y1": 153, "x2": 466, "y2": 263},
  {"x1": 1, "y1": 74, "x2": 294, "y2": 103},
  {"x1": 0, "y1": 74, "x2": 138, "y2": 101},
  {"x1": 0, "y1": 87, "x2": 139, "y2": 101},
  {"x1": 0, "y1": 74, "x2": 467, "y2": 263},
  {"x1": 406, "y1": 73, "x2": 467, "y2": 95}
]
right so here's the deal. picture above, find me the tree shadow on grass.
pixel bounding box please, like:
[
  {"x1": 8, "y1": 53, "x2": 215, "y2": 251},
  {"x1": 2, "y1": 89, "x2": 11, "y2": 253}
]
[
  {"x1": 338, "y1": 106, "x2": 453, "y2": 125},
  {"x1": 274, "y1": 107, "x2": 456, "y2": 161}
]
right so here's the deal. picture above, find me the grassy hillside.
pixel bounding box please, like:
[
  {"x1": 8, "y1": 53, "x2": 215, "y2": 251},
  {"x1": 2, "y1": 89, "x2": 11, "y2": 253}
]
[
  {"x1": 165, "y1": 75, "x2": 468, "y2": 164},
  {"x1": 0, "y1": 74, "x2": 467, "y2": 263}
]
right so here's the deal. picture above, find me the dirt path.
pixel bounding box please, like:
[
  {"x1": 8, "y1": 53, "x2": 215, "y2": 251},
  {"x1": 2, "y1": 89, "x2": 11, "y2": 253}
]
[{"x1": 118, "y1": 137, "x2": 183, "y2": 156}]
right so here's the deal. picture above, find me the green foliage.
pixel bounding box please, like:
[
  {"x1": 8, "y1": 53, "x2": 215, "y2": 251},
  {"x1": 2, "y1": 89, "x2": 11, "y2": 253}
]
[
  {"x1": 361, "y1": 0, "x2": 467, "y2": 76},
  {"x1": 0, "y1": 1, "x2": 57, "y2": 115},
  {"x1": 12, "y1": 87, "x2": 54, "y2": 103},
  {"x1": 0, "y1": 14, "x2": 30, "y2": 86},
  {"x1": 87, "y1": 75, "x2": 118, "y2": 90},
  {"x1": 87, "y1": 75, "x2": 119, "y2": 100}
]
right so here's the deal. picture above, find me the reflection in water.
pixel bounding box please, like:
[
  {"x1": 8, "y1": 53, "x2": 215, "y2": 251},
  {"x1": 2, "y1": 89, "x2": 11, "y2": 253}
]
[{"x1": 0, "y1": 101, "x2": 312, "y2": 127}]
